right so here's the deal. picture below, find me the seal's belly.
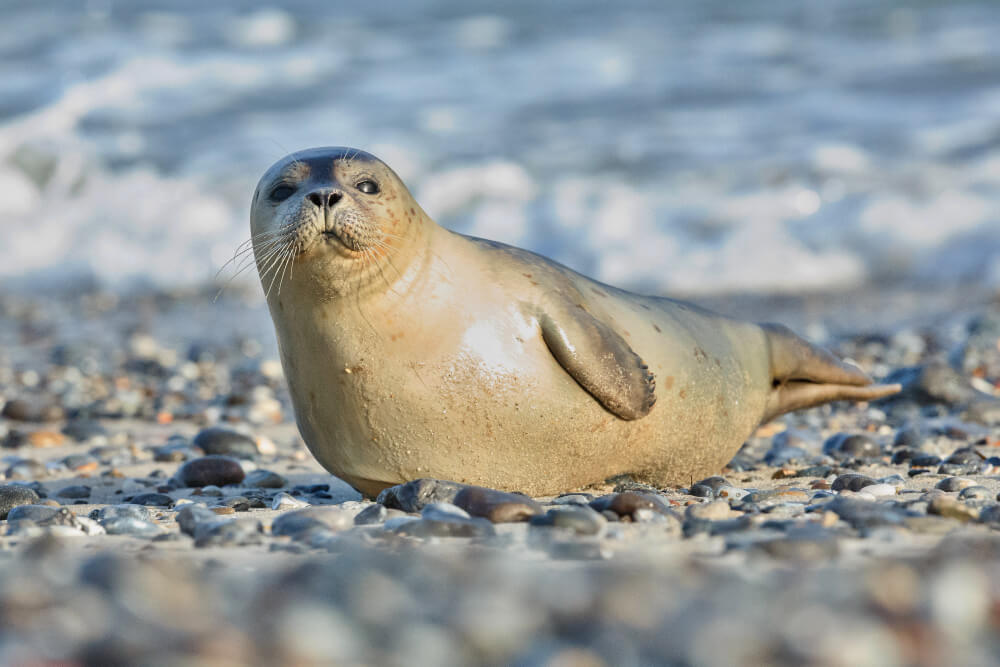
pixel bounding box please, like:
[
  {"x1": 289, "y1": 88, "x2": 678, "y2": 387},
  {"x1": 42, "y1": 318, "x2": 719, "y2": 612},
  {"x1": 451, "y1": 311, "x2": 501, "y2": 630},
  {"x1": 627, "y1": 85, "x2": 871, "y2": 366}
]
[{"x1": 284, "y1": 310, "x2": 771, "y2": 496}]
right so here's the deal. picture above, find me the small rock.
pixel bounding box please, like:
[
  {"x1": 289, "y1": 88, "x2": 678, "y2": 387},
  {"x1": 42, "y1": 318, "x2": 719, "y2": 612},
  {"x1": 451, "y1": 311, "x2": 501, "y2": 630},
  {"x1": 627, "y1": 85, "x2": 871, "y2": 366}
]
[
  {"x1": 176, "y1": 504, "x2": 219, "y2": 536},
  {"x1": 61, "y1": 454, "x2": 98, "y2": 473},
  {"x1": 686, "y1": 500, "x2": 741, "y2": 521},
  {"x1": 193, "y1": 518, "x2": 263, "y2": 547},
  {"x1": 958, "y1": 486, "x2": 991, "y2": 501},
  {"x1": 2, "y1": 397, "x2": 61, "y2": 422},
  {"x1": 0, "y1": 484, "x2": 41, "y2": 519},
  {"x1": 824, "y1": 433, "x2": 881, "y2": 460},
  {"x1": 453, "y1": 486, "x2": 542, "y2": 523},
  {"x1": 754, "y1": 529, "x2": 840, "y2": 561},
  {"x1": 595, "y1": 492, "x2": 675, "y2": 520},
  {"x1": 687, "y1": 484, "x2": 715, "y2": 498},
  {"x1": 862, "y1": 484, "x2": 898, "y2": 498},
  {"x1": 6, "y1": 504, "x2": 62, "y2": 523},
  {"x1": 126, "y1": 492, "x2": 174, "y2": 507},
  {"x1": 927, "y1": 495, "x2": 979, "y2": 522},
  {"x1": 910, "y1": 454, "x2": 942, "y2": 468},
  {"x1": 153, "y1": 442, "x2": 195, "y2": 462},
  {"x1": 421, "y1": 502, "x2": 471, "y2": 521},
  {"x1": 272, "y1": 492, "x2": 309, "y2": 510},
  {"x1": 353, "y1": 504, "x2": 388, "y2": 525},
  {"x1": 244, "y1": 469, "x2": 287, "y2": 488},
  {"x1": 530, "y1": 506, "x2": 607, "y2": 536},
  {"x1": 92, "y1": 504, "x2": 151, "y2": 523},
  {"x1": 831, "y1": 474, "x2": 878, "y2": 492},
  {"x1": 176, "y1": 456, "x2": 245, "y2": 487},
  {"x1": 272, "y1": 507, "x2": 353, "y2": 538},
  {"x1": 193, "y1": 427, "x2": 259, "y2": 460},
  {"x1": 61, "y1": 419, "x2": 108, "y2": 444},
  {"x1": 101, "y1": 517, "x2": 165, "y2": 537},
  {"x1": 376, "y1": 478, "x2": 467, "y2": 513},
  {"x1": 693, "y1": 476, "x2": 730, "y2": 492},
  {"x1": 936, "y1": 477, "x2": 977, "y2": 492},
  {"x1": 56, "y1": 485, "x2": 91, "y2": 499},
  {"x1": 4, "y1": 458, "x2": 47, "y2": 480}
]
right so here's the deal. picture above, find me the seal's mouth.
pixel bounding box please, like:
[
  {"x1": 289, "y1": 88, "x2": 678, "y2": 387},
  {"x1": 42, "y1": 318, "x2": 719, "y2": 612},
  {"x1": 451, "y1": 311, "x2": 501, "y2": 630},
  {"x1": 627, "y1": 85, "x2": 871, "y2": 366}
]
[{"x1": 321, "y1": 228, "x2": 362, "y2": 252}]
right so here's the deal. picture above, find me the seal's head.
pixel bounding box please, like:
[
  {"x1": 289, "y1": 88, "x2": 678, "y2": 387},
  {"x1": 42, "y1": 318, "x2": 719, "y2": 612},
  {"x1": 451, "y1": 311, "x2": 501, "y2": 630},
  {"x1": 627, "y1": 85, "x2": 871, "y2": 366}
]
[{"x1": 250, "y1": 147, "x2": 426, "y2": 299}]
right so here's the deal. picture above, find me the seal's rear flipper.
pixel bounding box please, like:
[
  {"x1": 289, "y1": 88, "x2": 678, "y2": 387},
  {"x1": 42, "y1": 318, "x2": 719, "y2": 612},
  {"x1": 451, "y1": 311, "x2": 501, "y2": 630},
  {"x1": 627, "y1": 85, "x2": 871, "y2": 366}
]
[{"x1": 760, "y1": 323, "x2": 901, "y2": 422}]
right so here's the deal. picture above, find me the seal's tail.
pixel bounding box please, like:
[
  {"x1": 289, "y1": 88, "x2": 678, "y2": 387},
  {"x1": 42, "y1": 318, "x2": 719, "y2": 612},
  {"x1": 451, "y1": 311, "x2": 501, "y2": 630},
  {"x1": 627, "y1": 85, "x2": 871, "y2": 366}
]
[{"x1": 760, "y1": 323, "x2": 901, "y2": 422}]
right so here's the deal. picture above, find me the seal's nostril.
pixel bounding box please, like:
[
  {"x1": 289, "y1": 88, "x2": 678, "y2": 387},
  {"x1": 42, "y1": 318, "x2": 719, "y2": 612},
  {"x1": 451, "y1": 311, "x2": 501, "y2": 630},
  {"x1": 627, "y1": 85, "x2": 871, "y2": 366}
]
[
  {"x1": 307, "y1": 192, "x2": 324, "y2": 207},
  {"x1": 328, "y1": 193, "x2": 342, "y2": 207}
]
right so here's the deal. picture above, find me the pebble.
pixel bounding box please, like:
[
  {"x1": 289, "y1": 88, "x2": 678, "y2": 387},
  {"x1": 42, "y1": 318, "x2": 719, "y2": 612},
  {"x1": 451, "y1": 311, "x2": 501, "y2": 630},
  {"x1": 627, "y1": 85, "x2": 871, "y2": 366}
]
[
  {"x1": 594, "y1": 492, "x2": 675, "y2": 520},
  {"x1": 376, "y1": 478, "x2": 467, "y2": 513},
  {"x1": 958, "y1": 486, "x2": 991, "y2": 501},
  {"x1": 92, "y1": 504, "x2": 152, "y2": 523},
  {"x1": 28, "y1": 430, "x2": 65, "y2": 447},
  {"x1": 831, "y1": 474, "x2": 878, "y2": 492},
  {"x1": 193, "y1": 427, "x2": 259, "y2": 460},
  {"x1": 530, "y1": 506, "x2": 607, "y2": 536},
  {"x1": 56, "y1": 485, "x2": 92, "y2": 499},
  {"x1": 4, "y1": 458, "x2": 47, "y2": 480},
  {"x1": 754, "y1": 529, "x2": 840, "y2": 561},
  {"x1": 272, "y1": 492, "x2": 309, "y2": 511},
  {"x1": 935, "y1": 477, "x2": 977, "y2": 492},
  {"x1": 395, "y1": 513, "x2": 496, "y2": 539},
  {"x1": 927, "y1": 495, "x2": 980, "y2": 522},
  {"x1": 686, "y1": 500, "x2": 741, "y2": 521},
  {"x1": 244, "y1": 469, "x2": 288, "y2": 488},
  {"x1": 824, "y1": 433, "x2": 882, "y2": 460},
  {"x1": 153, "y1": 442, "x2": 196, "y2": 462},
  {"x1": 176, "y1": 504, "x2": 219, "y2": 536},
  {"x1": 61, "y1": 454, "x2": 99, "y2": 473},
  {"x1": 176, "y1": 456, "x2": 245, "y2": 487},
  {"x1": 193, "y1": 518, "x2": 263, "y2": 548},
  {"x1": 271, "y1": 507, "x2": 354, "y2": 538},
  {"x1": 101, "y1": 516, "x2": 166, "y2": 537},
  {"x1": 862, "y1": 484, "x2": 898, "y2": 498},
  {"x1": 353, "y1": 503, "x2": 388, "y2": 525},
  {"x1": 825, "y1": 496, "x2": 909, "y2": 530},
  {"x1": 0, "y1": 484, "x2": 41, "y2": 518},
  {"x1": 453, "y1": 486, "x2": 542, "y2": 523},
  {"x1": 126, "y1": 493, "x2": 174, "y2": 507},
  {"x1": 2, "y1": 397, "x2": 61, "y2": 422}
]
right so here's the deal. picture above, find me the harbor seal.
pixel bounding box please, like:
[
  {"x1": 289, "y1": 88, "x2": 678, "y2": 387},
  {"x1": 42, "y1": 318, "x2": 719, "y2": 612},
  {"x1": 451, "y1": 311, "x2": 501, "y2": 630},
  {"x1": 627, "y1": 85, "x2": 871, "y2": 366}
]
[{"x1": 251, "y1": 147, "x2": 900, "y2": 496}]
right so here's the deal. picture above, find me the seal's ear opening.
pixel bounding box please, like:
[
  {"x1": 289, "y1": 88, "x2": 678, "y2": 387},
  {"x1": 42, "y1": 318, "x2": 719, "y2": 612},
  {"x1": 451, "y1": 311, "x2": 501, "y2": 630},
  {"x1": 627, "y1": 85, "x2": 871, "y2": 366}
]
[{"x1": 760, "y1": 323, "x2": 901, "y2": 422}]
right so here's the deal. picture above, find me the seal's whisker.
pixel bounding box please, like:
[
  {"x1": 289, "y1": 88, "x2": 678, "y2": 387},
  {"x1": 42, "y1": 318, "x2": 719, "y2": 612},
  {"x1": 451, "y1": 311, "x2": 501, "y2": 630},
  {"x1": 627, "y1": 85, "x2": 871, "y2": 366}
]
[
  {"x1": 263, "y1": 243, "x2": 292, "y2": 300},
  {"x1": 276, "y1": 244, "x2": 295, "y2": 295}
]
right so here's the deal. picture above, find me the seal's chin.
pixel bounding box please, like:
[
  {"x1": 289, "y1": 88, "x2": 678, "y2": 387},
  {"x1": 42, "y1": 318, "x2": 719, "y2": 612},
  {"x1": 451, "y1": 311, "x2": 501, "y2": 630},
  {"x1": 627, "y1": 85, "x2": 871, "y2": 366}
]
[{"x1": 320, "y1": 229, "x2": 363, "y2": 253}]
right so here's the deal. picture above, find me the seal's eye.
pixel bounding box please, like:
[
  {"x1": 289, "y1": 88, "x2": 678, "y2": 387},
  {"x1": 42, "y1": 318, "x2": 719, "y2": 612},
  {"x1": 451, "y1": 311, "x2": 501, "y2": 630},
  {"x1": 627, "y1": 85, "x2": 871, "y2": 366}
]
[
  {"x1": 356, "y1": 179, "x2": 380, "y2": 195},
  {"x1": 269, "y1": 185, "x2": 295, "y2": 202}
]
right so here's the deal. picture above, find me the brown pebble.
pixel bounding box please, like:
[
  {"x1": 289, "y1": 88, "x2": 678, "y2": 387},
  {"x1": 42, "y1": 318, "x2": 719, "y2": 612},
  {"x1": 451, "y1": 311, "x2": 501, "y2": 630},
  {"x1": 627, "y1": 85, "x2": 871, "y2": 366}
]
[
  {"x1": 771, "y1": 468, "x2": 797, "y2": 479},
  {"x1": 606, "y1": 491, "x2": 673, "y2": 519},
  {"x1": 811, "y1": 480, "x2": 831, "y2": 490},
  {"x1": 927, "y1": 495, "x2": 979, "y2": 522},
  {"x1": 453, "y1": 485, "x2": 542, "y2": 522},
  {"x1": 211, "y1": 506, "x2": 236, "y2": 515},
  {"x1": 28, "y1": 430, "x2": 65, "y2": 448}
]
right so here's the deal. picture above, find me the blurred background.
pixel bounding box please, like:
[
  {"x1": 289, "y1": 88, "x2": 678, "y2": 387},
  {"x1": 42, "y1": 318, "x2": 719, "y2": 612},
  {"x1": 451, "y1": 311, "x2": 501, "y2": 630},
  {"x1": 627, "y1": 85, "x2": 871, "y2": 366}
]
[{"x1": 1, "y1": 0, "x2": 999, "y2": 297}]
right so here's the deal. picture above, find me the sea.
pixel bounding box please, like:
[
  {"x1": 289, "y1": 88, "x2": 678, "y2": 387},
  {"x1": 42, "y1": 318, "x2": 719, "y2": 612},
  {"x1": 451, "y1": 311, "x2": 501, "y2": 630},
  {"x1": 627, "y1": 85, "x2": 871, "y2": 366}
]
[{"x1": 1, "y1": 0, "x2": 999, "y2": 297}]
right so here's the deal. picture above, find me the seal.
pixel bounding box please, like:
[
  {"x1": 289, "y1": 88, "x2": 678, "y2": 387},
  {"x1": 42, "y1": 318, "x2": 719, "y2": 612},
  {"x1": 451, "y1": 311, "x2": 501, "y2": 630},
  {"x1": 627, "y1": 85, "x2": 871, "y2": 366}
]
[{"x1": 251, "y1": 147, "x2": 900, "y2": 496}]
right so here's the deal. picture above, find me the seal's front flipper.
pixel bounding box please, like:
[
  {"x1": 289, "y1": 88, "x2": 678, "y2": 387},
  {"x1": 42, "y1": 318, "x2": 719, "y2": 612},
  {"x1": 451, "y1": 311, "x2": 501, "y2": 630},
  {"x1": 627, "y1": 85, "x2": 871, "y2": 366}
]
[
  {"x1": 760, "y1": 323, "x2": 901, "y2": 422},
  {"x1": 540, "y1": 307, "x2": 656, "y2": 420}
]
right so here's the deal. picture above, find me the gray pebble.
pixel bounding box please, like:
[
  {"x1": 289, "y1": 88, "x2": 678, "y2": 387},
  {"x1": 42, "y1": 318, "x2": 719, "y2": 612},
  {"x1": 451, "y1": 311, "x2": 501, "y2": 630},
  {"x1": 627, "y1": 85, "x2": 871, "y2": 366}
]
[
  {"x1": 193, "y1": 518, "x2": 263, "y2": 548},
  {"x1": 935, "y1": 477, "x2": 976, "y2": 492},
  {"x1": 193, "y1": 427, "x2": 259, "y2": 460},
  {"x1": 176, "y1": 504, "x2": 219, "y2": 536},
  {"x1": 272, "y1": 507, "x2": 354, "y2": 539},
  {"x1": 4, "y1": 459, "x2": 47, "y2": 480},
  {"x1": 244, "y1": 469, "x2": 287, "y2": 488},
  {"x1": 353, "y1": 504, "x2": 387, "y2": 525},
  {"x1": 101, "y1": 516, "x2": 165, "y2": 537},
  {"x1": 0, "y1": 484, "x2": 41, "y2": 518},
  {"x1": 127, "y1": 492, "x2": 174, "y2": 507},
  {"x1": 56, "y1": 485, "x2": 91, "y2": 499},
  {"x1": 959, "y1": 486, "x2": 992, "y2": 501},
  {"x1": 824, "y1": 433, "x2": 881, "y2": 460},
  {"x1": 831, "y1": 474, "x2": 878, "y2": 492},
  {"x1": 530, "y1": 506, "x2": 606, "y2": 536},
  {"x1": 92, "y1": 504, "x2": 152, "y2": 523},
  {"x1": 376, "y1": 478, "x2": 467, "y2": 513}
]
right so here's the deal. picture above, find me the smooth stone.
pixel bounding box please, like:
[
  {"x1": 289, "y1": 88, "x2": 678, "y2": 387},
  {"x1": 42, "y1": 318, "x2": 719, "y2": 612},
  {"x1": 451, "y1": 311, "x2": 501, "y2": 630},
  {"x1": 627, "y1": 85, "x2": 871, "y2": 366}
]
[
  {"x1": 693, "y1": 476, "x2": 730, "y2": 492},
  {"x1": 353, "y1": 504, "x2": 388, "y2": 525},
  {"x1": 945, "y1": 448, "x2": 982, "y2": 465},
  {"x1": 935, "y1": 477, "x2": 977, "y2": 492},
  {"x1": 550, "y1": 494, "x2": 594, "y2": 506},
  {"x1": 763, "y1": 446, "x2": 809, "y2": 466},
  {"x1": 891, "y1": 449, "x2": 914, "y2": 464},
  {"x1": 244, "y1": 469, "x2": 288, "y2": 489},
  {"x1": 92, "y1": 504, "x2": 151, "y2": 523},
  {"x1": 193, "y1": 518, "x2": 263, "y2": 547},
  {"x1": 910, "y1": 454, "x2": 942, "y2": 467},
  {"x1": 272, "y1": 507, "x2": 354, "y2": 538},
  {"x1": 271, "y1": 492, "x2": 309, "y2": 510},
  {"x1": 831, "y1": 474, "x2": 878, "y2": 492},
  {"x1": 5, "y1": 503, "x2": 58, "y2": 523},
  {"x1": 863, "y1": 484, "x2": 898, "y2": 498},
  {"x1": 686, "y1": 500, "x2": 741, "y2": 521},
  {"x1": 884, "y1": 361, "x2": 977, "y2": 406},
  {"x1": 594, "y1": 491, "x2": 675, "y2": 519},
  {"x1": 715, "y1": 486, "x2": 749, "y2": 501},
  {"x1": 892, "y1": 426, "x2": 924, "y2": 449},
  {"x1": 1, "y1": 397, "x2": 60, "y2": 422},
  {"x1": 825, "y1": 496, "x2": 909, "y2": 530},
  {"x1": 421, "y1": 502, "x2": 471, "y2": 521},
  {"x1": 56, "y1": 485, "x2": 91, "y2": 499},
  {"x1": 193, "y1": 427, "x2": 259, "y2": 460},
  {"x1": 824, "y1": 433, "x2": 881, "y2": 460},
  {"x1": 0, "y1": 484, "x2": 41, "y2": 518},
  {"x1": 754, "y1": 530, "x2": 839, "y2": 561},
  {"x1": 977, "y1": 505, "x2": 1000, "y2": 525},
  {"x1": 153, "y1": 442, "x2": 195, "y2": 462},
  {"x1": 927, "y1": 495, "x2": 980, "y2": 522},
  {"x1": 394, "y1": 515, "x2": 495, "y2": 538},
  {"x1": 453, "y1": 486, "x2": 542, "y2": 523},
  {"x1": 61, "y1": 454, "x2": 98, "y2": 472},
  {"x1": 959, "y1": 486, "x2": 992, "y2": 501},
  {"x1": 101, "y1": 516, "x2": 165, "y2": 537},
  {"x1": 222, "y1": 496, "x2": 251, "y2": 512},
  {"x1": 376, "y1": 478, "x2": 467, "y2": 512},
  {"x1": 687, "y1": 484, "x2": 715, "y2": 498},
  {"x1": 176, "y1": 456, "x2": 245, "y2": 487},
  {"x1": 4, "y1": 459, "x2": 47, "y2": 480},
  {"x1": 937, "y1": 463, "x2": 981, "y2": 476},
  {"x1": 383, "y1": 516, "x2": 420, "y2": 531},
  {"x1": 126, "y1": 492, "x2": 174, "y2": 507},
  {"x1": 61, "y1": 419, "x2": 108, "y2": 443},
  {"x1": 530, "y1": 506, "x2": 607, "y2": 536},
  {"x1": 176, "y1": 504, "x2": 219, "y2": 536},
  {"x1": 795, "y1": 465, "x2": 834, "y2": 478}
]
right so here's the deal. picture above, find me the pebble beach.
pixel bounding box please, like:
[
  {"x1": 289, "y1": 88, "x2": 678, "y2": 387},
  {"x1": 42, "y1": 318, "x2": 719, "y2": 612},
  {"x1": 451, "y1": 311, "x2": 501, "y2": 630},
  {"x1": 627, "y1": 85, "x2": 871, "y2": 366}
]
[{"x1": 1, "y1": 286, "x2": 998, "y2": 666}]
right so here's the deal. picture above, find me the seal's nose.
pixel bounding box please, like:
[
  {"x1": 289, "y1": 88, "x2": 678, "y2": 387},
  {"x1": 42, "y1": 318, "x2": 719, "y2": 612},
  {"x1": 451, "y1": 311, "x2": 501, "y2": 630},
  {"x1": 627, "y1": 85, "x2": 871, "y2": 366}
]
[{"x1": 306, "y1": 190, "x2": 343, "y2": 208}]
